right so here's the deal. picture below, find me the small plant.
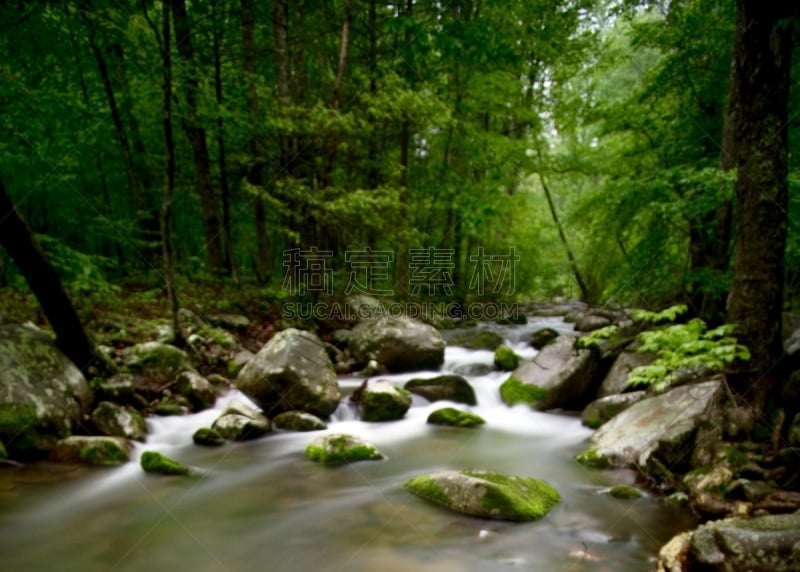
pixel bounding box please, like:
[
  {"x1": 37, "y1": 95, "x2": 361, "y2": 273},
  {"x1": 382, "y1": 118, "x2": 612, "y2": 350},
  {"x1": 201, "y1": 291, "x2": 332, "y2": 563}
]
[
  {"x1": 630, "y1": 304, "x2": 688, "y2": 325},
  {"x1": 574, "y1": 325, "x2": 620, "y2": 350}
]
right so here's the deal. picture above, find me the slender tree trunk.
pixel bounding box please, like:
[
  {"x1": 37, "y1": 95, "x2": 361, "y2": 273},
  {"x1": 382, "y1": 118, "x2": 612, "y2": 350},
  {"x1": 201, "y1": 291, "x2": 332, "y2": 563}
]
[
  {"x1": 725, "y1": 2, "x2": 794, "y2": 414},
  {"x1": 0, "y1": 181, "x2": 104, "y2": 375},
  {"x1": 170, "y1": 0, "x2": 226, "y2": 273},
  {"x1": 322, "y1": 0, "x2": 353, "y2": 187}
]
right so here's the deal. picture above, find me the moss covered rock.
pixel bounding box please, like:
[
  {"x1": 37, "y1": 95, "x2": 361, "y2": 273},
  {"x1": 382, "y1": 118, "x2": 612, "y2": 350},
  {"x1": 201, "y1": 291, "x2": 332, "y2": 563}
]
[
  {"x1": 49, "y1": 436, "x2": 132, "y2": 466},
  {"x1": 446, "y1": 330, "x2": 504, "y2": 351},
  {"x1": 404, "y1": 375, "x2": 477, "y2": 405},
  {"x1": 140, "y1": 451, "x2": 190, "y2": 475},
  {"x1": 212, "y1": 406, "x2": 271, "y2": 441},
  {"x1": 305, "y1": 433, "x2": 383, "y2": 465},
  {"x1": 531, "y1": 327, "x2": 559, "y2": 349},
  {"x1": 273, "y1": 411, "x2": 327, "y2": 431},
  {"x1": 91, "y1": 401, "x2": 147, "y2": 442},
  {"x1": 608, "y1": 485, "x2": 643, "y2": 500},
  {"x1": 575, "y1": 448, "x2": 613, "y2": 469},
  {"x1": 192, "y1": 427, "x2": 225, "y2": 446},
  {"x1": 581, "y1": 391, "x2": 646, "y2": 429},
  {"x1": 427, "y1": 407, "x2": 485, "y2": 428},
  {"x1": 361, "y1": 380, "x2": 412, "y2": 422},
  {"x1": 499, "y1": 375, "x2": 548, "y2": 408},
  {"x1": 404, "y1": 469, "x2": 561, "y2": 521},
  {"x1": 348, "y1": 316, "x2": 445, "y2": 373},
  {"x1": 0, "y1": 324, "x2": 94, "y2": 459},
  {"x1": 125, "y1": 342, "x2": 192, "y2": 382},
  {"x1": 174, "y1": 371, "x2": 218, "y2": 411},
  {"x1": 493, "y1": 345, "x2": 520, "y2": 371}
]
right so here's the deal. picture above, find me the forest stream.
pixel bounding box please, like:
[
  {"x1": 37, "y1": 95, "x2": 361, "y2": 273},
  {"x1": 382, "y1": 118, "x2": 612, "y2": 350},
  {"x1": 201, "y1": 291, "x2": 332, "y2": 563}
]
[{"x1": 0, "y1": 317, "x2": 696, "y2": 572}]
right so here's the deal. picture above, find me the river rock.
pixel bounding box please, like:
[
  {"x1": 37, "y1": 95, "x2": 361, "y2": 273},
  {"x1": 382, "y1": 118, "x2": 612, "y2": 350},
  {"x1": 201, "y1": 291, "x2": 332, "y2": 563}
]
[
  {"x1": 404, "y1": 375, "x2": 477, "y2": 405},
  {"x1": 0, "y1": 324, "x2": 94, "y2": 459},
  {"x1": 452, "y1": 363, "x2": 494, "y2": 377},
  {"x1": 235, "y1": 328, "x2": 341, "y2": 417},
  {"x1": 348, "y1": 316, "x2": 445, "y2": 373},
  {"x1": 361, "y1": 381, "x2": 412, "y2": 422},
  {"x1": 493, "y1": 345, "x2": 520, "y2": 371},
  {"x1": 427, "y1": 407, "x2": 485, "y2": 428},
  {"x1": 581, "y1": 391, "x2": 646, "y2": 429},
  {"x1": 208, "y1": 313, "x2": 250, "y2": 333},
  {"x1": 575, "y1": 314, "x2": 611, "y2": 332},
  {"x1": 273, "y1": 411, "x2": 327, "y2": 431},
  {"x1": 124, "y1": 341, "x2": 192, "y2": 382},
  {"x1": 577, "y1": 379, "x2": 723, "y2": 472},
  {"x1": 305, "y1": 433, "x2": 383, "y2": 465},
  {"x1": 531, "y1": 327, "x2": 559, "y2": 349},
  {"x1": 140, "y1": 451, "x2": 189, "y2": 475},
  {"x1": 446, "y1": 329, "x2": 504, "y2": 350},
  {"x1": 597, "y1": 351, "x2": 655, "y2": 397},
  {"x1": 656, "y1": 531, "x2": 693, "y2": 572},
  {"x1": 689, "y1": 513, "x2": 800, "y2": 571},
  {"x1": 501, "y1": 336, "x2": 600, "y2": 410},
  {"x1": 193, "y1": 427, "x2": 225, "y2": 446},
  {"x1": 95, "y1": 373, "x2": 142, "y2": 406},
  {"x1": 91, "y1": 401, "x2": 147, "y2": 441},
  {"x1": 49, "y1": 435, "x2": 131, "y2": 466},
  {"x1": 174, "y1": 371, "x2": 218, "y2": 411},
  {"x1": 212, "y1": 406, "x2": 271, "y2": 441},
  {"x1": 404, "y1": 469, "x2": 561, "y2": 521}
]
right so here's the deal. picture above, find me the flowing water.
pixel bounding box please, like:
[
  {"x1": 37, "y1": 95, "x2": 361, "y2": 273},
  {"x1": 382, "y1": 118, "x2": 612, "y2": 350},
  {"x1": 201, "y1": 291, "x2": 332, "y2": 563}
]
[{"x1": 0, "y1": 318, "x2": 695, "y2": 571}]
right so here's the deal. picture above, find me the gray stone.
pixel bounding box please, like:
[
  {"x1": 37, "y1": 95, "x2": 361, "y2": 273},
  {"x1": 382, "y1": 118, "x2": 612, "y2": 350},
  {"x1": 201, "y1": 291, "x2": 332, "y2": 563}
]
[
  {"x1": 575, "y1": 314, "x2": 611, "y2": 332},
  {"x1": 236, "y1": 329, "x2": 341, "y2": 417},
  {"x1": 598, "y1": 351, "x2": 655, "y2": 397},
  {"x1": 451, "y1": 363, "x2": 494, "y2": 377},
  {"x1": 0, "y1": 324, "x2": 93, "y2": 458},
  {"x1": 446, "y1": 329, "x2": 504, "y2": 351},
  {"x1": 530, "y1": 327, "x2": 559, "y2": 349},
  {"x1": 124, "y1": 341, "x2": 192, "y2": 382},
  {"x1": 361, "y1": 380, "x2": 412, "y2": 422},
  {"x1": 581, "y1": 391, "x2": 646, "y2": 429},
  {"x1": 174, "y1": 371, "x2": 218, "y2": 411},
  {"x1": 348, "y1": 316, "x2": 445, "y2": 373},
  {"x1": 404, "y1": 375, "x2": 477, "y2": 405},
  {"x1": 208, "y1": 313, "x2": 251, "y2": 332},
  {"x1": 212, "y1": 407, "x2": 271, "y2": 441},
  {"x1": 273, "y1": 411, "x2": 327, "y2": 431},
  {"x1": 305, "y1": 433, "x2": 383, "y2": 465},
  {"x1": 49, "y1": 435, "x2": 131, "y2": 466},
  {"x1": 91, "y1": 401, "x2": 147, "y2": 442}
]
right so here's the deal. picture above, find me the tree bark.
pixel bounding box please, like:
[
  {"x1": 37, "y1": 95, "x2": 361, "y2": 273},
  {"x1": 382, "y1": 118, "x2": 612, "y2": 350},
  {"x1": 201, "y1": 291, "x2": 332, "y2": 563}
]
[
  {"x1": 725, "y1": 2, "x2": 794, "y2": 414},
  {"x1": 0, "y1": 180, "x2": 103, "y2": 375},
  {"x1": 170, "y1": 0, "x2": 226, "y2": 274}
]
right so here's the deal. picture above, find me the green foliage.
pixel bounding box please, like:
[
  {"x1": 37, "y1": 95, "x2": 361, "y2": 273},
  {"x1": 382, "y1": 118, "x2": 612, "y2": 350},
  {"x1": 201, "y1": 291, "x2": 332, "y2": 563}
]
[
  {"x1": 575, "y1": 325, "x2": 620, "y2": 349},
  {"x1": 631, "y1": 304, "x2": 687, "y2": 325},
  {"x1": 499, "y1": 376, "x2": 548, "y2": 407}
]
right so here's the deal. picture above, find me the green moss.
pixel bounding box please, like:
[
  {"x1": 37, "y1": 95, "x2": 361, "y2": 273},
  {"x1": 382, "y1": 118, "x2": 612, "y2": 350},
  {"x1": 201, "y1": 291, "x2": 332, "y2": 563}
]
[
  {"x1": 79, "y1": 441, "x2": 128, "y2": 466},
  {"x1": 724, "y1": 445, "x2": 748, "y2": 468},
  {"x1": 463, "y1": 470, "x2": 561, "y2": 521},
  {"x1": 575, "y1": 448, "x2": 613, "y2": 469},
  {"x1": 305, "y1": 434, "x2": 383, "y2": 465},
  {"x1": 0, "y1": 404, "x2": 41, "y2": 455},
  {"x1": 583, "y1": 416, "x2": 602, "y2": 429},
  {"x1": 227, "y1": 358, "x2": 244, "y2": 379},
  {"x1": 404, "y1": 475, "x2": 451, "y2": 506},
  {"x1": 193, "y1": 427, "x2": 225, "y2": 446},
  {"x1": 608, "y1": 485, "x2": 643, "y2": 499},
  {"x1": 499, "y1": 376, "x2": 548, "y2": 407},
  {"x1": 140, "y1": 451, "x2": 190, "y2": 475},
  {"x1": 0, "y1": 440, "x2": 7, "y2": 460},
  {"x1": 427, "y1": 407, "x2": 485, "y2": 428},
  {"x1": 493, "y1": 345, "x2": 520, "y2": 372}
]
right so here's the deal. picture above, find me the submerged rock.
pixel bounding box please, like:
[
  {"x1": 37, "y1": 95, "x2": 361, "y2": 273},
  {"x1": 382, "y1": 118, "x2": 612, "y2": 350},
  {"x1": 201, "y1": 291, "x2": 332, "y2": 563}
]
[
  {"x1": 348, "y1": 316, "x2": 445, "y2": 372},
  {"x1": 49, "y1": 436, "x2": 131, "y2": 466},
  {"x1": 502, "y1": 336, "x2": 600, "y2": 411},
  {"x1": 0, "y1": 324, "x2": 94, "y2": 459},
  {"x1": 581, "y1": 391, "x2": 646, "y2": 429},
  {"x1": 531, "y1": 327, "x2": 559, "y2": 349},
  {"x1": 236, "y1": 328, "x2": 341, "y2": 417},
  {"x1": 404, "y1": 469, "x2": 561, "y2": 521},
  {"x1": 305, "y1": 433, "x2": 383, "y2": 465},
  {"x1": 140, "y1": 451, "x2": 190, "y2": 475},
  {"x1": 273, "y1": 411, "x2": 327, "y2": 432},
  {"x1": 427, "y1": 407, "x2": 485, "y2": 428},
  {"x1": 192, "y1": 427, "x2": 225, "y2": 446},
  {"x1": 404, "y1": 375, "x2": 477, "y2": 405},
  {"x1": 493, "y1": 345, "x2": 520, "y2": 371},
  {"x1": 361, "y1": 381, "x2": 412, "y2": 422},
  {"x1": 91, "y1": 401, "x2": 147, "y2": 442}
]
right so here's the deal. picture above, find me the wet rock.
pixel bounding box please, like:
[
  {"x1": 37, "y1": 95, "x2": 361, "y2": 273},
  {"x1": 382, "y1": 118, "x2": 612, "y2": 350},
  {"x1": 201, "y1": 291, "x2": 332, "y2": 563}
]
[
  {"x1": 90, "y1": 401, "x2": 147, "y2": 442},
  {"x1": 530, "y1": 327, "x2": 559, "y2": 349},
  {"x1": 49, "y1": 436, "x2": 131, "y2": 466},
  {"x1": 0, "y1": 324, "x2": 94, "y2": 459},
  {"x1": 273, "y1": 411, "x2": 327, "y2": 432},
  {"x1": 152, "y1": 396, "x2": 189, "y2": 416},
  {"x1": 427, "y1": 407, "x2": 485, "y2": 428},
  {"x1": 192, "y1": 427, "x2": 225, "y2": 446},
  {"x1": 236, "y1": 328, "x2": 341, "y2": 417},
  {"x1": 404, "y1": 469, "x2": 561, "y2": 521},
  {"x1": 607, "y1": 485, "x2": 643, "y2": 499},
  {"x1": 140, "y1": 451, "x2": 189, "y2": 475},
  {"x1": 174, "y1": 371, "x2": 218, "y2": 411},
  {"x1": 305, "y1": 433, "x2": 383, "y2": 465},
  {"x1": 451, "y1": 363, "x2": 494, "y2": 377},
  {"x1": 597, "y1": 351, "x2": 655, "y2": 397},
  {"x1": 755, "y1": 490, "x2": 800, "y2": 514},
  {"x1": 446, "y1": 329, "x2": 504, "y2": 351},
  {"x1": 361, "y1": 381, "x2": 412, "y2": 422},
  {"x1": 95, "y1": 373, "x2": 142, "y2": 406},
  {"x1": 501, "y1": 336, "x2": 600, "y2": 410},
  {"x1": 656, "y1": 531, "x2": 692, "y2": 572},
  {"x1": 124, "y1": 341, "x2": 192, "y2": 383},
  {"x1": 581, "y1": 391, "x2": 646, "y2": 429},
  {"x1": 227, "y1": 350, "x2": 254, "y2": 379},
  {"x1": 348, "y1": 316, "x2": 445, "y2": 373},
  {"x1": 575, "y1": 314, "x2": 611, "y2": 332},
  {"x1": 493, "y1": 345, "x2": 520, "y2": 371},
  {"x1": 578, "y1": 379, "x2": 723, "y2": 472},
  {"x1": 405, "y1": 375, "x2": 477, "y2": 405},
  {"x1": 212, "y1": 405, "x2": 271, "y2": 441}
]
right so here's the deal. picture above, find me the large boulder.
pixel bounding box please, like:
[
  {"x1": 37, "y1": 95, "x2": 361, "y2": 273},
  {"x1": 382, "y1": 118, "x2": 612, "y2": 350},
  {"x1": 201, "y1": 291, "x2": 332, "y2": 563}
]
[
  {"x1": 174, "y1": 371, "x2": 218, "y2": 411},
  {"x1": 597, "y1": 351, "x2": 655, "y2": 397},
  {"x1": 501, "y1": 336, "x2": 600, "y2": 410},
  {"x1": 305, "y1": 433, "x2": 383, "y2": 465},
  {"x1": 124, "y1": 342, "x2": 192, "y2": 382},
  {"x1": 404, "y1": 375, "x2": 477, "y2": 405},
  {"x1": 404, "y1": 469, "x2": 561, "y2": 521},
  {"x1": 427, "y1": 407, "x2": 485, "y2": 428},
  {"x1": 446, "y1": 329, "x2": 504, "y2": 350},
  {"x1": 212, "y1": 403, "x2": 271, "y2": 441},
  {"x1": 0, "y1": 324, "x2": 93, "y2": 458},
  {"x1": 91, "y1": 401, "x2": 147, "y2": 442},
  {"x1": 273, "y1": 411, "x2": 327, "y2": 432},
  {"x1": 235, "y1": 329, "x2": 341, "y2": 417},
  {"x1": 361, "y1": 381, "x2": 412, "y2": 422},
  {"x1": 581, "y1": 391, "x2": 646, "y2": 429},
  {"x1": 577, "y1": 379, "x2": 723, "y2": 472},
  {"x1": 49, "y1": 435, "x2": 131, "y2": 466},
  {"x1": 348, "y1": 316, "x2": 445, "y2": 372}
]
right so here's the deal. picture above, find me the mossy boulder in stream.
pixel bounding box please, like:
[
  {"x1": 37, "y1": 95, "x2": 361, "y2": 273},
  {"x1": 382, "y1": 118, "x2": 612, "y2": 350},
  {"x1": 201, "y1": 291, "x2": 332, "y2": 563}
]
[
  {"x1": 49, "y1": 436, "x2": 132, "y2": 466},
  {"x1": 404, "y1": 469, "x2": 561, "y2": 521},
  {"x1": 273, "y1": 411, "x2": 327, "y2": 431},
  {"x1": 531, "y1": 327, "x2": 559, "y2": 349},
  {"x1": 446, "y1": 329, "x2": 504, "y2": 350},
  {"x1": 427, "y1": 407, "x2": 485, "y2": 428},
  {"x1": 361, "y1": 380, "x2": 412, "y2": 422},
  {"x1": 124, "y1": 341, "x2": 192, "y2": 382},
  {"x1": 91, "y1": 401, "x2": 147, "y2": 442},
  {"x1": 499, "y1": 376, "x2": 548, "y2": 407},
  {"x1": 348, "y1": 316, "x2": 445, "y2": 372},
  {"x1": 0, "y1": 324, "x2": 94, "y2": 459},
  {"x1": 174, "y1": 371, "x2": 218, "y2": 411},
  {"x1": 404, "y1": 375, "x2": 477, "y2": 405},
  {"x1": 140, "y1": 451, "x2": 190, "y2": 475},
  {"x1": 212, "y1": 404, "x2": 271, "y2": 441},
  {"x1": 493, "y1": 345, "x2": 520, "y2": 371},
  {"x1": 305, "y1": 433, "x2": 383, "y2": 465},
  {"x1": 192, "y1": 427, "x2": 225, "y2": 446},
  {"x1": 236, "y1": 329, "x2": 341, "y2": 417}
]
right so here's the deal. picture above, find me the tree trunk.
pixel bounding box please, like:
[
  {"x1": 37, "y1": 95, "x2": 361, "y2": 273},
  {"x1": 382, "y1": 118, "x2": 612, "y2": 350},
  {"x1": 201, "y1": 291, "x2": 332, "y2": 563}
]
[
  {"x1": 725, "y1": 2, "x2": 794, "y2": 414},
  {"x1": 0, "y1": 181, "x2": 104, "y2": 375},
  {"x1": 170, "y1": 0, "x2": 226, "y2": 274}
]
